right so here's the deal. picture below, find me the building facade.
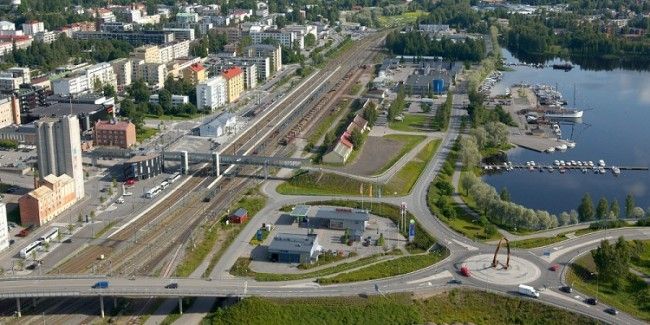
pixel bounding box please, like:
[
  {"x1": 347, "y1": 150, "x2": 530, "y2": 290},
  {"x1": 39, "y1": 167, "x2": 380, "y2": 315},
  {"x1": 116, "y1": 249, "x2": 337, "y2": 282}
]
[
  {"x1": 73, "y1": 30, "x2": 175, "y2": 45},
  {"x1": 245, "y1": 44, "x2": 282, "y2": 72},
  {"x1": 110, "y1": 58, "x2": 133, "y2": 91},
  {"x1": 52, "y1": 62, "x2": 117, "y2": 96},
  {"x1": 196, "y1": 76, "x2": 227, "y2": 111},
  {"x1": 0, "y1": 96, "x2": 21, "y2": 128},
  {"x1": 0, "y1": 203, "x2": 8, "y2": 251},
  {"x1": 94, "y1": 120, "x2": 136, "y2": 148},
  {"x1": 182, "y1": 63, "x2": 207, "y2": 85},
  {"x1": 250, "y1": 30, "x2": 300, "y2": 49},
  {"x1": 267, "y1": 233, "x2": 320, "y2": 264},
  {"x1": 123, "y1": 154, "x2": 163, "y2": 180},
  {"x1": 222, "y1": 67, "x2": 244, "y2": 103},
  {"x1": 35, "y1": 115, "x2": 85, "y2": 200},
  {"x1": 19, "y1": 174, "x2": 77, "y2": 226}
]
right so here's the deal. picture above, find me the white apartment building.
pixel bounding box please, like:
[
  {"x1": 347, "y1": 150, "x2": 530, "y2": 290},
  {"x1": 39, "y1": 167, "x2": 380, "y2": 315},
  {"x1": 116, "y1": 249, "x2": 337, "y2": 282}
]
[
  {"x1": 225, "y1": 56, "x2": 270, "y2": 81},
  {"x1": 34, "y1": 30, "x2": 58, "y2": 44},
  {"x1": 250, "y1": 30, "x2": 303, "y2": 49},
  {"x1": 196, "y1": 76, "x2": 227, "y2": 111},
  {"x1": 149, "y1": 94, "x2": 189, "y2": 107},
  {"x1": 22, "y1": 21, "x2": 45, "y2": 36},
  {"x1": 159, "y1": 40, "x2": 190, "y2": 63},
  {"x1": 52, "y1": 62, "x2": 117, "y2": 96},
  {"x1": 110, "y1": 58, "x2": 133, "y2": 90},
  {"x1": 0, "y1": 96, "x2": 20, "y2": 128},
  {"x1": 139, "y1": 63, "x2": 167, "y2": 89}
]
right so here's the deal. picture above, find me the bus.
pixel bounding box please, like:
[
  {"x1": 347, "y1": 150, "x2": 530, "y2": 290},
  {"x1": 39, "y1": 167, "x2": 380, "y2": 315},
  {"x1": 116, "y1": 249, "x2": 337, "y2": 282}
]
[
  {"x1": 167, "y1": 172, "x2": 181, "y2": 184},
  {"x1": 38, "y1": 228, "x2": 59, "y2": 243},
  {"x1": 160, "y1": 180, "x2": 170, "y2": 190},
  {"x1": 145, "y1": 186, "x2": 162, "y2": 199},
  {"x1": 20, "y1": 241, "x2": 42, "y2": 259}
]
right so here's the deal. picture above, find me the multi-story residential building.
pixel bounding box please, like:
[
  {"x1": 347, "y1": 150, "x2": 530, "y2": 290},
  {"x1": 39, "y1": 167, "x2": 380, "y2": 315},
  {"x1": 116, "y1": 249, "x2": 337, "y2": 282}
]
[
  {"x1": 52, "y1": 62, "x2": 117, "y2": 96},
  {"x1": 235, "y1": 64, "x2": 257, "y2": 89},
  {"x1": 139, "y1": 63, "x2": 167, "y2": 89},
  {"x1": 251, "y1": 30, "x2": 302, "y2": 49},
  {"x1": 159, "y1": 41, "x2": 190, "y2": 63},
  {"x1": 0, "y1": 35, "x2": 33, "y2": 50},
  {"x1": 0, "y1": 42, "x2": 12, "y2": 57},
  {"x1": 34, "y1": 30, "x2": 57, "y2": 44},
  {"x1": 212, "y1": 26, "x2": 240, "y2": 42},
  {"x1": 245, "y1": 44, "x2": 282, "y2": 72},
  {"x1": 223, "y1": 56, "x2": 270, "y2": 81},
  {"x1": 94, "y1": 119, "x2": 136, "y2": 148},
  {"x1": 22, "y1": 21, "x2": 45, "y2": 36},
  {"x1": 149, "y1": 94, "x2": 189, "y2": 107},
  {"x1": 34, "y1": 115, "x2": 85, "y2": 200},
  {"x1": 176, "y1": 12, "x2": 199, "y2": 24},
  {"x1": 222, "y1": 67, "x2": 244, "y2": 103},
  {"x1": 196, "y1": 76, "x2": 227, "y2": 111},
  {"x1": 100, "y1": 21, "x2": 134, "y2": 33},
  {"x1": 0, "y1": 21, "x2": 15, "y2": 33},
  {"x1": 162, "y1": 27, "x2": 195, "y2": 41},
  {"x1": 182, "y1": 63, "x2": 207, "y2": 85},
  {"x1": 110, "y1": 58, "x2": 133, "y2": 91},
  {"x1": 0, "y1": 203, "x2": 7, "y2": 251},
  {"x1": 73, "y1": 30, "x2": 175, "y2": 45},
  {"x1": 19, "y1": 174, "x2": 77, "y2": 226},
  {"x1": 0, "y1": 96, "x2": 21, "y2": 128},
  {"x1": 130, "y1": 44, "x2": 161, "y2": 63}
]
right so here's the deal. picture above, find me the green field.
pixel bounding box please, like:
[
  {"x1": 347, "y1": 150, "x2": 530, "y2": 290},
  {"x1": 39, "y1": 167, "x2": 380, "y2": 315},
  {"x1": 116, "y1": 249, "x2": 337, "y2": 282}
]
[
  {"x1": 567, "y1": 245, "x2": 650, "y2": 321},
  {"x1": 276, "y1": 171, "x2": 370, "y2": 196},
  {"x1": 388, "y1": 114, "x2": 433, "y2": 132},
  {"x1": 136, "y1": 127, "x2": 158, "y2": 142},
  {"x1": 318, "y1": 250, "x2": 447, "y2": 284},
  {"x1": 374, "y1": 134, "x2": 426, "y2": 175},
  {"x1": 377, "y1": 10, "x2": 428, "y2": 28},
  {"x1": 384, "y1": 139, "x2": 440, "y2": 196},
  {"x1": 203, "y1": 290, "x2": 600, "y2": 325}
]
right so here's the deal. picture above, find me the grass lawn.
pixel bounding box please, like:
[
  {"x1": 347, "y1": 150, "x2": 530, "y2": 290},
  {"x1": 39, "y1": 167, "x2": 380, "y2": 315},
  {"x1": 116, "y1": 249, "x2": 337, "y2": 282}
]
[
  {"x1": 276, "y1": 170, "x2": 371, "y2": 196},
  {"x1": 136, "y1": 127, "x2": 158, "y2": 142},
  {"x1": 349, "y1": 82, "x2": 363, "y2": 96},
  {"x1": 307, "y1": 100, "x2": 351, "y2": 145},
  {"x1": 93, "y1": 221, "x2": 116, "y2": 239},
  {"x1": 374, "y1": 134, "x2": 427, "y2": 175},
  {"x1": 203, "y1": 290, "x2": 600, "y2": 324},
  {"x1": 567, "y1": 251, "x2": 650, "y2": 321},
  {"x1": 249, "y1": 228, "x2": 269, "y2": 245},
  {"x1": 318, "y1": 250, "x2": 448, "y2": 284},
  {"x1": 388, "y1": 114, "x2": 433, "y2": 132},
  {"x1": 384, "y1": 139, "x2": 441, "y2": 196},
  {"x1": 377, "y1": 10, "x2": 428, "y2": 28}
]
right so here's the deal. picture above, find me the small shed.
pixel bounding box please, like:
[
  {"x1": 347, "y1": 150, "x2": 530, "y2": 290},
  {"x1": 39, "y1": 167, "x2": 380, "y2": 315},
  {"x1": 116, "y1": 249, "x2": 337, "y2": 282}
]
[{"x1": 229, "y1": 208, "x2": 248, "y2": 224}]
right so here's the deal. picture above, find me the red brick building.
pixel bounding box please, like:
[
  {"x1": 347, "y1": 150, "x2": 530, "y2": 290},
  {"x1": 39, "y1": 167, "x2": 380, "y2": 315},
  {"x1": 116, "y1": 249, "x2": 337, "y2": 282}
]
[{"x1": 94, "y1": 120, "x2": 136, "y2": 148}]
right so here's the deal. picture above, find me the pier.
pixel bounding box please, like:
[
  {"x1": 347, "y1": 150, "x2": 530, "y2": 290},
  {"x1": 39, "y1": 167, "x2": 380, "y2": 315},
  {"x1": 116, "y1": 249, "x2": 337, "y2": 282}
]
[{"x1": 482, "y1": 162, "x2": 648, "y2": 174}]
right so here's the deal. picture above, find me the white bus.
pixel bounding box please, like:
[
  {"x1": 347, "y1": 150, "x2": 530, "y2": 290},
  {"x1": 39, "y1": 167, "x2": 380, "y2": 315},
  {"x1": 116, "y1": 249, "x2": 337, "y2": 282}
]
[
  {"x1": 167, "y1": 172, "x2": 181, "y2": 184},
  {"x1": 20, "y1": 241, "x2": 42, "y2": 258},
  {"x1": 145, "y1": 186, "x2": 162, "y2": 199},
  {"x1": 38, "y1": 228, "x2": 59, "y2": 243}
]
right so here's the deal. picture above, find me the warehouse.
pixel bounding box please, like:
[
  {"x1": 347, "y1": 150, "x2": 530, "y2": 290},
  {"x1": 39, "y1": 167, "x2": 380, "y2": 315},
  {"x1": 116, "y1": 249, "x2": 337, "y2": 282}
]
[
  {"x1": 267, "y1": 233, "x2": 320, "y2": 264},
  {"x1": 311, "y1": 207, "x2": 369, "y2": 233}
]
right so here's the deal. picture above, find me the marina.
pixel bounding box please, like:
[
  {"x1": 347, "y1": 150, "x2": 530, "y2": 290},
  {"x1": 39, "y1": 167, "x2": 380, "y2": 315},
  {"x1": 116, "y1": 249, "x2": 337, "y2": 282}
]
[{"x1": 483, "y1": 160, "x2": 648, "y2": 175}]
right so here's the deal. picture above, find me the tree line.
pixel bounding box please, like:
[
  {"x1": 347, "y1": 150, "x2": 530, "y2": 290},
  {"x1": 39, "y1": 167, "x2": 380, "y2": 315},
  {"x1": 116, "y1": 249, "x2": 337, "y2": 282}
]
[{"x1": 385, "y1": 31, "x2": 486, "y2": 62}]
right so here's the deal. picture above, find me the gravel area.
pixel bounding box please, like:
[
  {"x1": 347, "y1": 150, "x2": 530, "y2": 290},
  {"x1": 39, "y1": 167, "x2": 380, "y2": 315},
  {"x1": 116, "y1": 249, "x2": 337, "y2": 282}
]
[{"x1": 335, "y1": 136, "x2": 404, "y2": 176}]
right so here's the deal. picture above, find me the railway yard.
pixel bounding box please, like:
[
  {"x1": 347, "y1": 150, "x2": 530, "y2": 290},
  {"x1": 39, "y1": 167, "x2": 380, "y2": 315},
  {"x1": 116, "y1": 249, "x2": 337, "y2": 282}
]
[{"x1": 0, "y1": 31, "x2": 387, "y2": 324}]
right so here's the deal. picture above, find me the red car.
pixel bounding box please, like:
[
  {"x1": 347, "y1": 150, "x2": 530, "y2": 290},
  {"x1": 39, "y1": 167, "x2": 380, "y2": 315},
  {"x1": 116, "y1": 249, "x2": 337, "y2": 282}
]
[
  {"x1": 549, "y1": 264, "x2": 560, "y2": 271},
  {"x1": 125, "y1": 178, "x2": 136, "y2": 186}
]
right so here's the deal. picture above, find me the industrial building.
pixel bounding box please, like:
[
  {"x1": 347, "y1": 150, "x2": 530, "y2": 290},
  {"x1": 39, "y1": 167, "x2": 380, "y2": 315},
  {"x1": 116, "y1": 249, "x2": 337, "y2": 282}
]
[
  {"x1": 199, "y1": 113, "x2": 236, "y2": 137},
  {"x1": 311, "y1": 207, "x2": 369, "y2": 233},
  {"x1": 34, "y1": 115, "x2": 85, "y2": 200},
  {"x1": 123, "y1": 154, "x2": 163, "y2": 180},
  {"x1": 19, "y1": 174, "x2": 77, "y2": 226},
  {"x1": 267, "y1": 233, "x2": 320, "y2": 264},
  {"x1": 94, "y1": 119, "x2": 136, "y2": 149},
  {"x1": 0, "y1": 124, "x2": 36, "y2": 145}
]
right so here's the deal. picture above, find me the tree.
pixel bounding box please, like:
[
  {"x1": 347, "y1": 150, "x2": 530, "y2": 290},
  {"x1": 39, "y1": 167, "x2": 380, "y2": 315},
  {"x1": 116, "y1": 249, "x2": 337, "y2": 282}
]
[
  {"x1": 349, "y1": 128, "x2": 364, "y2": 149},
  {"x1": 324, "y1": 131, "x2": 336, "y2": 149},
  {"x1": 377, "y1": 233, "x2": 385, "y2": 246},
  {"x1": 500, "y1": 188, "x2": 510, "y2": 202},
  {"x1": 158, "y1": 89, "x2": 173, "y2": 113},
  {"x1": 610, "y1": 199, "x2": 620, "y2": 219},
  {"x1": 129, "y1": 79, "x2": 150, "y2": 104},
  {"x1": 460, "y1": 172, "x2": 477, "y2": 196},
  {"x1": 596, "y1": 197, "x2": 609, "y2": 220},
  {"x1": 67, "y1": 223, "x2": 74, "y2": 234},
  {"x1": 363, "y1": 103, "x2": 378, "y2": 127},
  {"x1": 93, "y1": 78, "x2": 103, "y2": 93},
  {"x1": 435, "y1": 179, "x2": 454, "y2": 196},
  {"x1": 578, "y1": 193, "x2": 595, "y2": 222},
  {"x1": 459, "y1": 136, "x2": 480, "y2": 169},
  {"x1": 569, "y1": 210, "x2": 579, "y2": 224},
  {"x1": 559, "y1": 212, "x2": 570, "y2": 226},
  {"x1": 631, "y1": 207, "x2": 645, "y2": 219},
  {"x1": 275, "y1": 16, "x2": 287, "y2": 29},
  {"x1": 103, "y1": 84, "x2": 116, "y2": 98},
  {"x1": 305, "y1": 33, "x2": 316, "y2": 48},
  {"x1": 626, "y1": 193, "x2": 635, "y2": 218}
]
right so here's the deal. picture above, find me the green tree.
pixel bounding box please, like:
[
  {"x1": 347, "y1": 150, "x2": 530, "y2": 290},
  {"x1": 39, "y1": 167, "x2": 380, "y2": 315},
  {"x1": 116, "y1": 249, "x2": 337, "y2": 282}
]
[
  {"x1": 93, "y1": 78, "x2": 103, "y2": 93},
  {"x1": 128, "y1": 79, "x2": 151, "y2": 104},
  {"x1": 435, "y1": 179, "x2": 454, "y2": 196},
  {"x1": 596, "y1": 197, "x2": 609, "y2": 220},
  {"x1": 324, "y1": 131, "x2": 336, "y2": 149},
  {"x1": 592, "y1": 236, "x2": 631, "y2": 287},
  {"x1": 305, "y1": 33, "x2": 316, "y2": 47},
  {"x1": 349, "y1": 129, "x2": 364, "y2": 149},
  {"x1": 377, "y1": 233, "x2": 385, "y2": 246},
  {"x1": 362, "y1": 103, "x2": 378, "y2": 127},
  {"x1": 578, "y1": 193, "x2": 595, "y2": 222},
  {"x1": 500, "y1": 188, "x2": 510, "y2": 202},
  {"x1": 103, "y1": 84, "x2": 116, "y2": 98},
  {"x1": 610, "y1": 199, "x2": 620, "y2": 219},
  {"x1": 626, "y1": 193, "x2": 635, "y2": 218}
]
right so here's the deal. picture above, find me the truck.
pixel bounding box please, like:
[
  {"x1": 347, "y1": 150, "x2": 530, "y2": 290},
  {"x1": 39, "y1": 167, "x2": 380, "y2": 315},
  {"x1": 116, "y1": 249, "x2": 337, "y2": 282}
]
[
  {"x1": 518, "y1": 284, "x2": 539, "y2": 298},
  {"x1": 92, "y1": 281, "x2": 109, "y2": 289}
]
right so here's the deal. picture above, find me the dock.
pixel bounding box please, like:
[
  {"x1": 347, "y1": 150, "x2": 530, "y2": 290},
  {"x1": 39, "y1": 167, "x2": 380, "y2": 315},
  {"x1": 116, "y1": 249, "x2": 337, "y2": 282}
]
[
  {"x1": 482, "y1": 162, "x2": 648, "y2": 174},
  {"x1": 509, "y1": 133, "x2": 571, "y2": 152}
]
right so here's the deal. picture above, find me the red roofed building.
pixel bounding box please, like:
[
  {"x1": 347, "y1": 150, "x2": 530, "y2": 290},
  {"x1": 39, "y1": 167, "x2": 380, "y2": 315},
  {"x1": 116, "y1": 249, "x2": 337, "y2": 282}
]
[
  {"x1": 222, "y1": 67, "x2": 244, "y2": 103},
  {"x1": 182, "y1": 63, "x2": 207, "y2": 85},
  {"x1": 323, "y1": 114, "x2": 369, "y2": 164},
  {"x1": 0, "y1": 35, "x2": 32, "y2": 50},
  {"x1": 94, "y1": 119, "x2": 136, "y2": 148}
]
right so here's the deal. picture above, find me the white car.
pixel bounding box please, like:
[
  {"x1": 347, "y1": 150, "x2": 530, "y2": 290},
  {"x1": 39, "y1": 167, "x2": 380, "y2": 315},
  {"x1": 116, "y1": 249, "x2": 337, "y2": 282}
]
[{"x1": 116, "y1": 198, "x2": 125, "y2": 204}]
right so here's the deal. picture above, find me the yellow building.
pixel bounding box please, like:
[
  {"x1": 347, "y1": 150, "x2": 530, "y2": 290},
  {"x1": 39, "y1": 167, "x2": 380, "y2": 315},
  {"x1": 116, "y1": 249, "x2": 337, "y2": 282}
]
[
  {"x1": 18, "y1": 174, "x2": 77, "y2": 226},
  {"x1": 130, "y1": 45, "x2": 161, "y2": 64},
  {"x1": 182, "y1": 63, "x2": 207, "y2": 85},
  {"x1": 222, "y1": 67, "x2": 244, "y2": 103}
]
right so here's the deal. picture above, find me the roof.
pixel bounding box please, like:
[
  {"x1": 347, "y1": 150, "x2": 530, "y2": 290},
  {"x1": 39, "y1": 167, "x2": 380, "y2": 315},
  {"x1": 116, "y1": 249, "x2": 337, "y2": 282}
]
[
  {"x1": 290, "y1": 205, "x2": 310, "y2": 217},
  {"x1": 268, "y1": 233, "x2": 318, "y2": 254},
  {"x1": 28, "y1": 103, "x2": 105, "y2": 117},
  {"x1": 406, "y1": 74, "x2": 434, "y2": 88},
  {"x1": 314, "y1": 207, "x2": 369, "y2": 222},
  {"x1": 188, "y1": 63, "x2": 205, "y2": 72},
  {"x1": 126, "y1": 153, "x2": 160, "y2": 163},
  {"x1": 231, "y1": 208, "x2": 247, "y2": 217},
  {"x1": 339, "y1": 135, "x2": 353, "y2": 149},
  {"x1": 95, "y1": 120, "x2": 133, "y2": 131},
  {"x1": 221, "y1": 66, "x2": 243, "y2": 79},
  {"x1": 352, "y1": 115, "x2": 368, "y2": 129}
]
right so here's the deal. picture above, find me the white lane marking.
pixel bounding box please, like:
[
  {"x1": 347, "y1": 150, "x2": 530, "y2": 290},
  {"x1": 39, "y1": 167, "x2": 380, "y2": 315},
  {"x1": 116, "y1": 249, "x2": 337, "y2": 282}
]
[
  {"x1": 406, "y1": 270, "x2": 453, "y2": 285},
  {"x1": 281, "y1": 282, "x2": 321, "y2": 288},
  {"x1": 542, "y1": 237, "x2": 612, "y2": 262},
  {"x1": 452, "y1": 239, "x2": 479, "y2": 251}
]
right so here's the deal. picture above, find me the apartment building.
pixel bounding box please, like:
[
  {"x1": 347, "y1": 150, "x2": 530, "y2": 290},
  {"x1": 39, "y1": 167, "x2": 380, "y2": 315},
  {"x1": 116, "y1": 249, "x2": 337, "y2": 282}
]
[
  {"x1": 51, "y1": 62, "x2": 117, "y2": 96},
  {"x1": 0, "y1": 96, "x2": 21, "y2": 128},
  {"x1": 19, "y1": 174, "x2": 77, "y2": 226},
  {"x1": 94, "y1": 119, "x2": 136, "y2": 148},
  {"x1": 250, "y1": 30, "x2": 302, "y2": 49},
  {"x1": 110, "y1": 58, "x2": 133, "y2": 90},
  {"x1": 196, "y1": 76, "x2": 227, "y2": 111},
  {"x1": 182, "y1": 63, "x2": 207, "y2": 85},
  {"x1": 245, "y1": 44, "x2": 282, "y2": 72},
  {"x1": 222, "y1": 67, "x2": 244, "y2": 103}
]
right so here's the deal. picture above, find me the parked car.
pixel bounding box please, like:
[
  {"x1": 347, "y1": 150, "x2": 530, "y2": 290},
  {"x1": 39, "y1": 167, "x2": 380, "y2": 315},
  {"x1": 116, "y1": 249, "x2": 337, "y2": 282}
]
[
  {"x1": 604, "y1": 308, "x2": 618, "y2": 315},
  {"x1": 585, "y1": 298, "x2": 598, "y2": 305},
  {"x1": 560, "y1": 286, "x2": 573, "y2": 293},
  {"x1": 125, "y1": 178, "x2": 136, "y2": 186},
  {"x1": 165, "y1": 283, "x2": 178, "y2": 289}
]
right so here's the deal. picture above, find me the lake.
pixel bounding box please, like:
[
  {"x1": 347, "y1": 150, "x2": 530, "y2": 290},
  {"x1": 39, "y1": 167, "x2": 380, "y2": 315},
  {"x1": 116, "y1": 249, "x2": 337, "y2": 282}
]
[{"x1": 483, "y1": 50, "x2": 650, "y2": 215}]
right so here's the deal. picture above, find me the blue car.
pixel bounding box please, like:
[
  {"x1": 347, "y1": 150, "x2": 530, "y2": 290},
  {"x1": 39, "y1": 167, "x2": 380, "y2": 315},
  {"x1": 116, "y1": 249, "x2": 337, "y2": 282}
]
[{"x1": 92, "y1": 281, "x2": 109, "y2": 289}]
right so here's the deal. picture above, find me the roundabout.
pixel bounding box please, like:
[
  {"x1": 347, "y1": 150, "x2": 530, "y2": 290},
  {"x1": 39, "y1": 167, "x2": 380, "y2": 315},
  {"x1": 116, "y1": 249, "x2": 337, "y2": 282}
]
[{"x1": 461, "y1": 253, "x2": 541, "y2": 286}]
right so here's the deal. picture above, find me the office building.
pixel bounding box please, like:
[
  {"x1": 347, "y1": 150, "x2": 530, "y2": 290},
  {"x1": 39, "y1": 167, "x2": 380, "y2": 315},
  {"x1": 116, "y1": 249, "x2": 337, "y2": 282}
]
[
  {"x1": 222, "y1": 67, "x2": 244, "y2": 103},
  {"x1": 182, "y1": 63, "x2": 207, "y2": 85},
  {"x1": 0, "y1": 203, "x2": 8, "y2": 251},
  {"x1": 0, "y1": 96, "x2": 20, "y2": 128},
  {"x1": 35, "y1": 115, "x2": 85, "y2": 200},
  {"x1": 196, "y1": 76, "x2": 227, "y2": 111},
  {"x1": 94, "y1": 120, "x2": 136, "y2": 149},
  {"x1": 19, "y1": 174, "x2": 77, "y2": 226}
]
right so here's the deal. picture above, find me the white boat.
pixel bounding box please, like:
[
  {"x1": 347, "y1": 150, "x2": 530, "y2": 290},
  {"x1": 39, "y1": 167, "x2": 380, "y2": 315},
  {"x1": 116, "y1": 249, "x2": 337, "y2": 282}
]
[
  {"x1": 559, "y1": 160, "x2": 566, "y2": 166},
  {"x1": 598, "y1": 159, "x2": 606, "y2": 167},
  {"x1": 530, "y1": 161, "x2": 536, "y2": 167},
  {"x1": 570, "y1": 160, "x2": 576, "y2": 166},
  {"x1": 582, "y1": 168, "x2": 588, "y2": 173},
  {"x1": 548, "y1": 166, "x2": 554, "y2": 172},
  {"x1": 588, "y1": 161, "x2": 594, "y2": 167},
  {"x1": 566, "y1": 141, "x2": 576, "y2": 148},
  {"x1": 556, "y1": 144, "x2": 568, "y2": 151},
  {"x1": 544, "y1": 109, "x2": 584, "y2": 119},
  {"x1": 554, "y1": 160, "x2": 560, "y2": 166},
  {"x1": 559, "y1": 168, "x2": 566, "y2": 174},
  {"x1": 599, "y1": 167, "x2": 606, "y2": 174},
  {"x1": 546, "y1": 147, "x2": 556, "y2": 153},
  {"x1": 612, "y1": 166, "x2": 621, "y2": 176}
]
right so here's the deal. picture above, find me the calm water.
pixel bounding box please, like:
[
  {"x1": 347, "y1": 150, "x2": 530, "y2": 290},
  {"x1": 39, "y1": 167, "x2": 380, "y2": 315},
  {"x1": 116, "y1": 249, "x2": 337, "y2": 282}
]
[{"x1": 483, "y1": 50, "x2": 650, "y2": 214}]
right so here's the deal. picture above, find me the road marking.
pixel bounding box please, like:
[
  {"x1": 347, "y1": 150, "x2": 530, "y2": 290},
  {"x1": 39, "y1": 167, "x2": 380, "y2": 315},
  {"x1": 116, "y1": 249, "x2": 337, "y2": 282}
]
[
  {"x1": 452, "y1": 239, "x2": 479, "y2": 251},
  {"x1": 542, "y1": 237, "x2": 612, "y2": 262},
  {"x1": 406, "y1": 270, "x2": 453, "y2": 284},
  {"x1": 281, "y1": 282, "x2": 321, "y2": 288}
]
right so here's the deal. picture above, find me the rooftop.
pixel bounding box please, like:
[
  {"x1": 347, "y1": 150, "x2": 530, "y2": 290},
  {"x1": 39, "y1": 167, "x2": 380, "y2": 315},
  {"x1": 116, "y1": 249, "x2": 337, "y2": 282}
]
[
  {"x1": 290, "y1": 205, "x2": 310, "y2": 217},
  {"x1": 95, "y1": 119, "x2": 133, "y2": 131},
  {"x1": 268, "y1": 233, "x2": 318, "y2": 254},
  {"x1": 28, "y1": 103, "x2": 106, "y2": 118},
  {"x1": 222, "y1": 66, "x2": 243, "y2": 79},
  {"x1": 314, "y1": 207, "x2": 369, "y2": 222}
]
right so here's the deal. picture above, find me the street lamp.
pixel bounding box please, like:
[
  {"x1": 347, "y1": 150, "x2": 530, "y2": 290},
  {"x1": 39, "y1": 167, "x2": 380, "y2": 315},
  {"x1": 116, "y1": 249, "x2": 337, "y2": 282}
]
[{"x1": 590, "y1": 272, "x2": 599, "y2": 299}]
